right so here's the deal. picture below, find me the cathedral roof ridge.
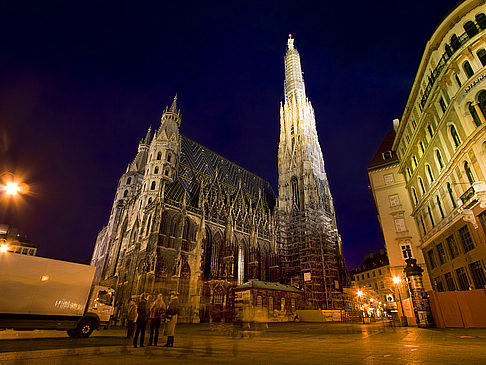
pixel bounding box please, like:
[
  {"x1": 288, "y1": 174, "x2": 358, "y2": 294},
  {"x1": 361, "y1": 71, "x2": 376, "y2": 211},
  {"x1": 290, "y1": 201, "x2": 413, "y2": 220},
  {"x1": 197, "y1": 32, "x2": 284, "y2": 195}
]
[{"x1": 181, "y1": 134, "x2": 273, "y2": 188}]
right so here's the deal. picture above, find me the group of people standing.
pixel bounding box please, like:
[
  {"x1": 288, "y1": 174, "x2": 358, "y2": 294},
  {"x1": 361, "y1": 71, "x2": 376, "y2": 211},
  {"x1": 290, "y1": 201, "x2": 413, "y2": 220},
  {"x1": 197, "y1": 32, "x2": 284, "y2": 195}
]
[{"x1": 126, "y1": 291, "x2": 179, "y2": 348}]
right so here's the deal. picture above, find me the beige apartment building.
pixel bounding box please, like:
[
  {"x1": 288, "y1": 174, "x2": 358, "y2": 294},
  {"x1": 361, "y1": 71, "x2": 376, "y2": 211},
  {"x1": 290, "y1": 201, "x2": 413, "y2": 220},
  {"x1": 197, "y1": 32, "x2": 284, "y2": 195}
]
[
  {"x1": 368, "y1": 131, "x2": 431, "y2": 292},
  {"x1": 392, "y1": 0, "x2": 486, "y2": 292}
]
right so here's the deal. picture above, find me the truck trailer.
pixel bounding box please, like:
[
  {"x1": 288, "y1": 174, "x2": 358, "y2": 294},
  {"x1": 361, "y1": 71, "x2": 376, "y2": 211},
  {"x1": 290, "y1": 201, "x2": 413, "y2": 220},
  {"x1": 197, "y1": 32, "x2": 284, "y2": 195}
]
[{"x1": 0, "y1": 252, "x2": 114, "y2": 337}]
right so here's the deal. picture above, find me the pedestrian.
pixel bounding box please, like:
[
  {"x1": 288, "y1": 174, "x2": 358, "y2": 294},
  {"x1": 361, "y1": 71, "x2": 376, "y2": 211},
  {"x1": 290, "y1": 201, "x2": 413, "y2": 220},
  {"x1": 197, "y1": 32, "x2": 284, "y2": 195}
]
[
  {"x1": 133, "y1": 293, "x2": 149, "y2": 348},
  {"x1": 148, "y1": 294, "x2": 166, "y2": 346},
  {"x1": 126, "y1": 299, "x2": 137, "y2": 339},
  {"x1": 163, "y1": 291, "x2": 180, "y2": 347}
]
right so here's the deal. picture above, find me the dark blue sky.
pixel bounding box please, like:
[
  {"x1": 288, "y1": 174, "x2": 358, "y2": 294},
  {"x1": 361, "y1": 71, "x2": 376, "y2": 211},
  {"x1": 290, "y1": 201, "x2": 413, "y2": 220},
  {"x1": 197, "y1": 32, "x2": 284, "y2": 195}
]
[{"x1": 0, "y1": 0, "x2": 460, "y2": 268}]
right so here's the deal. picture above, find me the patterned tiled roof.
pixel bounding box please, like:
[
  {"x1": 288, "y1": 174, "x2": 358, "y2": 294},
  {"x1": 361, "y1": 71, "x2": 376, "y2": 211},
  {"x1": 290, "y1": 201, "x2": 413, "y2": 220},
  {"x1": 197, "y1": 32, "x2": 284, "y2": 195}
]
[
  {"x1": 368, "y1": 130, "x2": 398, "y2": 171},
  {"x1": 164, "y1": 136, "x2": 276, "y2": 209}
]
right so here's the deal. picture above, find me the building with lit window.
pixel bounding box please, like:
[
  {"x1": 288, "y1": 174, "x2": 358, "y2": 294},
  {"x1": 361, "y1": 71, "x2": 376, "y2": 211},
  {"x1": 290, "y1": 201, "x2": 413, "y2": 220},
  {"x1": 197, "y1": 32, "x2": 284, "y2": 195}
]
[
  {"x1": 351, "y1": 248, "x2": 393, "y2": 303},
  {"x1": 0, "y1": 224, "x2": 37, "y2": 256},
  {"x1": 392, "y1": 0, "x2": 486, "y2": 292}
]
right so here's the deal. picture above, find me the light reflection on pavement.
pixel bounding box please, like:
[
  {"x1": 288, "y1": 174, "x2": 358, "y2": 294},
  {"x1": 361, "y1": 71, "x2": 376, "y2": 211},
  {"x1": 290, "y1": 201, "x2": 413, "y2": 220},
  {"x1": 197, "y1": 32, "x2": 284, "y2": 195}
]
[{"x1": 1, "y1": 322, "x2": 486, "y2": 364}]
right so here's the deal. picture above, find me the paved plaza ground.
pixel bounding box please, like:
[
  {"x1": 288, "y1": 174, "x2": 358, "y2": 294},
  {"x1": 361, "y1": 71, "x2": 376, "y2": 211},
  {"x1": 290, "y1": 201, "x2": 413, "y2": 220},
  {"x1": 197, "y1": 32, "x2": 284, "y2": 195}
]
[{"x1": 1, "y1": 321, "x2": 486, "y2": 364}]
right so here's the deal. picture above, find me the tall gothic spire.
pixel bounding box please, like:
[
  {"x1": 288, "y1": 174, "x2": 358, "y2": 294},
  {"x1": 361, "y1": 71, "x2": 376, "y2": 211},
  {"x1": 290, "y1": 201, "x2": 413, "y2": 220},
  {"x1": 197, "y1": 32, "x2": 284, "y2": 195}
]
[
  {"x1": 144, "y1": 126, "x2": 152, "y2": 144},
  {"x1": 169, "y1": 94, "x2": 178, "y2": 112},
  {"x1": 284, "y1": 34, "x2": 306, "y2": 100},
  {"x1": 277, "y1": 35, "x2": 346, "y2": 309}
]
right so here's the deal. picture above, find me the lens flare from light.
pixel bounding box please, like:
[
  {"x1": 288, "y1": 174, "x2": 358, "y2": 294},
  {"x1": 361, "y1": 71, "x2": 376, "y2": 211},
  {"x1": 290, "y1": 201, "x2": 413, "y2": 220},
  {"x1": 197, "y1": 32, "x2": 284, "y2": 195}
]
[
  {"x1": 0, "y1": 244, "x2": 9, "y2": 253},
  {"x1": 3, "y1": 182, "x2": 21, "y2": 196}
]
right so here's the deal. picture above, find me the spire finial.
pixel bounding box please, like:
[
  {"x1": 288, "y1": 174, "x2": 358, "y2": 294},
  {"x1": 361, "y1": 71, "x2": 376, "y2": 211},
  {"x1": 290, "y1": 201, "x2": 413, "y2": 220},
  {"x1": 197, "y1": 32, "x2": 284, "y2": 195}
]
[
  {"x1": 169, "y1": 94, "x2": 178, "y2": 112},
  {"x1": 144, "y1": 126, "x2": 152, "y2": 144},
  {"x1": 288, "y1": 34, "x2": 294, "y2": 50}
]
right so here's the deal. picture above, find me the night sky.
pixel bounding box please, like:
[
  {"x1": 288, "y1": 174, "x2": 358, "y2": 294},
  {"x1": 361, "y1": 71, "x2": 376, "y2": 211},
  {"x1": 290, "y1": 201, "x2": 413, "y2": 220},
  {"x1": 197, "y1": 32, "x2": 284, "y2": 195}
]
[{"x1": 0, "y1": 1, "x2": 460, "y2": 269}]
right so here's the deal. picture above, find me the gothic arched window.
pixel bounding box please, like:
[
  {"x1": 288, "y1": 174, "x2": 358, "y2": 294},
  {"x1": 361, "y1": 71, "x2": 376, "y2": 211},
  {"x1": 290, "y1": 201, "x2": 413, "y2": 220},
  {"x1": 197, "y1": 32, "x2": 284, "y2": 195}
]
[
  {"x1": 419, "y1": 215, "x2": 427, "y2": 235},
  {"x1": 291, "y1": 176, "x2": 300, "y2": 210},
  {"x1": 146, "y1": 214, "x2": 152, "y2": 235},
  {"x1": 437, "y1": 196, "x2": 445, "y2": 219},
  {"x1": 426, "y1": 164, "x2": 434, "y2": 183},
  {"x1": 167, "y1": 153, "x2": 172, "y2": 162},
  {"x1": 447, "y1": 182, "x2": 457, "y2": 209},
  {"x1": 464, "y1": 161, "x2": 475, "y2": 185},
  {"x1": 427, "y1": 206, "x2": 435, "y2": 228},
  {"x1": 182, "y1": 217, "x2": 192, "y2": 251},
  {"x1": 237, "y1": 242, "x2": 245, "y2": 285},
  {"x1": 150, "y1": 181, "x2": 156, "y2": 190},
  {"x1": 412, "y1": 188, "x2": 418, "y2": 205},
  {"x1": 179, "y1": 261, "x2": 191, "y2": 304},
  {"x1": 436, "y1": 150, "x2": 444, "y2": 170},
  {"x1": 202, "y1": 228, "x2": 212, "y2": 280},
  {"x1": 469, "y1": 103, "x2": 482, "y2": 127},
  {"x1": 123, "y1": 189, "x2": 128, "y2": 198},
  {"x1": 455, "y1": 74, "x2": 462, "y2": 88},
  {"x1": 169, "y1": 216, "x2": 179, "y2": 249},
  {"x1": 412, "y1": 155, "x2": 418, "y2": 168},
  {"x1": 154, "y1": 166, "x2": 159, "y2": 174},
  {"x1": 419, "y1": 177, "x2": 426, "y2": 194},
  {"x1": 156, "y1": 151, "x2": 162, "y2": 160},
  {"x1": 463, "y1": 61, "x2": 474, "y2": 79},
  {"x1": 450, "y1": 125, "x2": 461, "y2": 148},
  {"x1": 419, "y1": 141, "x2": 425, "y2": 155},
  {"x1": 127, "y1": 177, "x2": 132, "y2": 184}
]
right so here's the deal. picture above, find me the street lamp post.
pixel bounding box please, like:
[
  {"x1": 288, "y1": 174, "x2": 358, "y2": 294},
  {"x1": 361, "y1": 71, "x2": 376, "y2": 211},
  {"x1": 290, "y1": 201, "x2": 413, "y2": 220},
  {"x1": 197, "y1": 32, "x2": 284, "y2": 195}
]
[
  {"x1": 357, "y1": 290, "x2": 364, "y2": 323},
  {"x1": 393, "y1": 276, "x2": 407, "y2": 326}
]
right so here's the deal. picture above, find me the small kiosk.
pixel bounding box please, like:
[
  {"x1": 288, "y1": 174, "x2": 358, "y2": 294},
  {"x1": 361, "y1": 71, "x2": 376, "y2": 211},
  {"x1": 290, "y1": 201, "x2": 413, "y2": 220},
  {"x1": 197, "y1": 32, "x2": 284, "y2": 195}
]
[{"x1": 234, "y1": 280, "x2": 304, "y2": 323}]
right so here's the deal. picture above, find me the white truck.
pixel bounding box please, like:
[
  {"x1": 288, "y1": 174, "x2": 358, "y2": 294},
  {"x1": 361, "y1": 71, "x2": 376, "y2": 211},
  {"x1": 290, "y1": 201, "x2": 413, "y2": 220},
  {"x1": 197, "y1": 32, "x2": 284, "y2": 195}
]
[{"x1": 0, "y1": 252, "x2": 114, "y2": 338}]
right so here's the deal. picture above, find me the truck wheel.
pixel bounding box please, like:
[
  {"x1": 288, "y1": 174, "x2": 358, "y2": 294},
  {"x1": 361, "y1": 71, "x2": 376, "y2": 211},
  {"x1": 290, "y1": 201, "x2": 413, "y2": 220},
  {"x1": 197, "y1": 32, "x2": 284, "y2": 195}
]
[
  {"x1": 76, "y1": 318, "x2": 95, "y2": 338},
  {"x1": 67, "y1": 329, "x2": 78, "y2": 338}
]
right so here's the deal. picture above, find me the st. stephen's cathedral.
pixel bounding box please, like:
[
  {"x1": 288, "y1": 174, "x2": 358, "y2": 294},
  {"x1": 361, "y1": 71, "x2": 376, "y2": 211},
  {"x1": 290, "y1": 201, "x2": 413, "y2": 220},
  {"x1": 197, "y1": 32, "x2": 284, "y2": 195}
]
[{"x1": 91, "y1": 36, "x2": 348, "y2": 322}]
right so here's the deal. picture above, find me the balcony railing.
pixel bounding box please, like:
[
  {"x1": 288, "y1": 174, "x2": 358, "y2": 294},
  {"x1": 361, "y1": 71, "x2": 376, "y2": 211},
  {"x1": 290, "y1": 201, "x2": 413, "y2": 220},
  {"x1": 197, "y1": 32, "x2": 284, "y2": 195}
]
[
  {"x1": 420, "y1": 29, "x2": 478, "y2": 108},
  {"x1": 460, "y1": 186, "x2": 476, "y2": 205}
]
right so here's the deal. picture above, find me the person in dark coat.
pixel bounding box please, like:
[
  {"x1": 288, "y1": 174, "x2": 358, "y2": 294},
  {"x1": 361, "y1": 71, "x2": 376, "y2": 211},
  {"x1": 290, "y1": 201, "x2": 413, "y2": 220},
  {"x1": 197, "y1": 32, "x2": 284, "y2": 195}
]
[
  {"x1": 126, "y1": 299, "x2": 137, "y2": 338},
  {"x1": 133, "y1": 293, "x2": 149, "y2": 348},
  {"x1": 148, "y1": 294, "x2": 166, "y2": 346},
  {"x1": 163, "y1": 291, "x2": 179, "y2": 347}
]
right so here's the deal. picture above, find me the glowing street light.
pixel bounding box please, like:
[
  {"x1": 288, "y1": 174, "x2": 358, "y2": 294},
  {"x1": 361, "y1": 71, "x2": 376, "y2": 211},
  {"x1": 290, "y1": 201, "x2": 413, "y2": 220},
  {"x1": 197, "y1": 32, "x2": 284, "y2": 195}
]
[
  {"x1": 357, "y1": 290, "x2": 363, "y2": 297},
  {"x1": 0, "y1": 173, "x2": 29, "y2": 198},
  {"x1": 0, "y1": 243, "x2": 9, "y2": 253},
  {"x1": 393, "y1": 276, "x2": 407, "y2": 326},
  {"x1": 3, "y1": 182, "x2": 21, "y2": 196}
]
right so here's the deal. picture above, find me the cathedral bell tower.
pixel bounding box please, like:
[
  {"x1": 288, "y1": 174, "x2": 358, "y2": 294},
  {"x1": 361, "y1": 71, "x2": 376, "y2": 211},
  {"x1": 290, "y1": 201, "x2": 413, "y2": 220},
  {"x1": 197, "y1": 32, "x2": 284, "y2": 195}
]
[
  {"x1": 141, "y1": 95, "x2": 181, "y2": 205},
  {"x1": 277, "y1": 35, "x2": 346, "y2": 309}
]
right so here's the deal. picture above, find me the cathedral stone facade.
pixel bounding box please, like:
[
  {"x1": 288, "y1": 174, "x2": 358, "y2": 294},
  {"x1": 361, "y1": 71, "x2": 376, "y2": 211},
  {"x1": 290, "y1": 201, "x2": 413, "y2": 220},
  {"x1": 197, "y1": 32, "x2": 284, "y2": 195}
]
[{"x1": 91, "y1": 36, "x2": 346, "y2": 322}]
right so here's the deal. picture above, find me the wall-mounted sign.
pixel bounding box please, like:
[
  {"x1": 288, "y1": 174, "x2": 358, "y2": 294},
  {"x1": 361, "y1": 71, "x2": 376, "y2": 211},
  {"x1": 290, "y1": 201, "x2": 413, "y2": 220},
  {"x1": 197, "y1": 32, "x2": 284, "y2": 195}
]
[
  {"x1": 303, "y1": 271, "x2": 311, "y2": 282},
  {"x1": 465, "y1": 72, "x2": 486, "y2": 93}
]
